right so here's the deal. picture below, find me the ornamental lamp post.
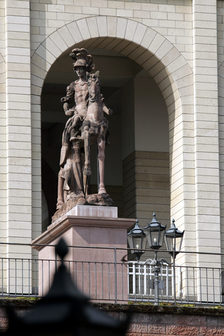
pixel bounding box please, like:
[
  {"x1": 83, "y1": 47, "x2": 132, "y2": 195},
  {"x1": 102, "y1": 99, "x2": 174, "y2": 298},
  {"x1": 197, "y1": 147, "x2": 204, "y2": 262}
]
[
  {"x1": 165, "y1": 219, "x2": 185, "y2": 258},
  {"x1": 143, "y1": 213, "x2": 166, "y2": 305},
  {"x1": 127, "y1": 220, "x2": 146, "y2": 261},
  {"x1": 143, "y1": 212, "x2": 166, "y2": 250},
  {"x1": 165, "y1": 219, "x2": 185, "y2": 304},
  {"x1": 127, "y1": 214, "x2": 184, "y2": 305},
  {"x1": 127, "y1": 213, "x2": 166, "y2": 305}
]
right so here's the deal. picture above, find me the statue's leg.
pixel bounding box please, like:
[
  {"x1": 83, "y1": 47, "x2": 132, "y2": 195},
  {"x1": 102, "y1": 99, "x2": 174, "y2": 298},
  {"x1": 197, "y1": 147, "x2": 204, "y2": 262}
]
[
  {"x1": 97, "y1": 136, "x2": 107, "y2": 194},
  {"x1": 83, "y1": 126, "x2": 91, "y2": 176},
  {"x1": 83, "y1": 126, "x2": 91, "y2": 196},
  {"x1": 56, "y1": 168, "x2": 64, "y2": 209},
  {"x1": 71, "y1": 140, "x2": 84, "y2": 196}
]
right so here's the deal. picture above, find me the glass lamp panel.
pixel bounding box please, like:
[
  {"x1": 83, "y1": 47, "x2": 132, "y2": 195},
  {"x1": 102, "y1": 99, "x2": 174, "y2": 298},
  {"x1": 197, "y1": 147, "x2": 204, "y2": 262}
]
[
  {"x1": 159, "y1": 229, "x2": 165, "y2": 247},
  {"x1": 133, "y1": 236, "x2": 143, "y2": 252},
  {"x1": 127, "y1": 234, "x2": 134, "y2": 251},
  {"x1": 145, "y1": 230, "x2": 152, "y2": 248},
  {"x1": 146, "y1": 229, "x2": 161, "y2": 249},
  {"x1": 176, "y1": 235, "x2": 184, "y2": 253},
  {"x1": 165, "y1": 235, "x2": 175, "y2": 252}
]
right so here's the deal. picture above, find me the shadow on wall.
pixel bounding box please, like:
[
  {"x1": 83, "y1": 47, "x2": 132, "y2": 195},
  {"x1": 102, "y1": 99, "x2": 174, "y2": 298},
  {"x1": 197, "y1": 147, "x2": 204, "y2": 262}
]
[{"x1": 42, "y1": 158, "x2": 57, "y2": 230}]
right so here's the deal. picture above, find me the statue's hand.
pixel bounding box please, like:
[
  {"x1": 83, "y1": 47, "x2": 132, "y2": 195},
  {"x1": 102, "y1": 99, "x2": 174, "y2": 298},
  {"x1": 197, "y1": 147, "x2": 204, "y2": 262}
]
[
  {"x1": 65, "y1": 108, "x2": 75, "y2": 117},
  {"x1": 108, "y1": 108, "x2": 113, "y2": 116},
  {"x1": 61, "y1": 97, "x2": 67, "y2": 103}
]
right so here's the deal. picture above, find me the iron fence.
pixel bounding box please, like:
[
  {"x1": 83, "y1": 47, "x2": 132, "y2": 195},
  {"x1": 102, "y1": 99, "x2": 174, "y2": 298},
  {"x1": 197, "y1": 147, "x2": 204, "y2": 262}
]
[
  {"x1": 128, "y1": 262, "x2": 223, "y2": 305},
  {"x1": 0, "y1": 256, "x2": 223, "y2": 306}
]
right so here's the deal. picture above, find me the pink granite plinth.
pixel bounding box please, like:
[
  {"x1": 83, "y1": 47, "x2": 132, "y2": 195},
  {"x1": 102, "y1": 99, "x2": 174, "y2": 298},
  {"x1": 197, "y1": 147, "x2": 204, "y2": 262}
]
[{"x1": 32, "y1": 205, "x2": 135, "y2": 302}]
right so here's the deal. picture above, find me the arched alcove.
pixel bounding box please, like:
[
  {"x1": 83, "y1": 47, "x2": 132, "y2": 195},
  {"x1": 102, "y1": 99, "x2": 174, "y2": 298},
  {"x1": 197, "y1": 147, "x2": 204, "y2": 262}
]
[
  {"x1": 41, "y1": 45, "x2": 169, "y2": 225},
  {"x1": 31, "y1": 17, "x2": 194, "y2": 261}
]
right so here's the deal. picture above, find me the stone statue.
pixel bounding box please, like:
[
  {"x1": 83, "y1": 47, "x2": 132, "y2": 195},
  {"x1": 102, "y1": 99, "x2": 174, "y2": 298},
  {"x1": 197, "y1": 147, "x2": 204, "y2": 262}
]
[{"x1": 53, "y1": 48, "x2": 113, "y2": 220}]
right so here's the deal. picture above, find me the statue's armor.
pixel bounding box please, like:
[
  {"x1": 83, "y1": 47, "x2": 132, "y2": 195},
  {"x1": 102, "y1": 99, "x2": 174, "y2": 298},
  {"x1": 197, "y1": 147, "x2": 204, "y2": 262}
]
[{"x1": 60, "y1": 80, "x2": 89, "y2": 166}]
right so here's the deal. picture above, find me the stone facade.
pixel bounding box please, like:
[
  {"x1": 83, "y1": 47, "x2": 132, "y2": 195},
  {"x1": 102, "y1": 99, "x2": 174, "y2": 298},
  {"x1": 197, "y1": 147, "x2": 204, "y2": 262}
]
[{"x1": 1, "y1": 0, "x2": 224, "y2": 294}]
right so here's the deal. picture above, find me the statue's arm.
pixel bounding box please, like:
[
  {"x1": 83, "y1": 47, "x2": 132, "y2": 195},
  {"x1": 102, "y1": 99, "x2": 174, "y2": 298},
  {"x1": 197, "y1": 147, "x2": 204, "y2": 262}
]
[
  {"x1": 102, "y1": 103, "x2": 113, "y2": 116},
  {"x1": 100, "y1": 94, "x2": 112, "y2": 116},
  {"x1": 61, "y1": 83, "x2": 75, "y2": 116}
]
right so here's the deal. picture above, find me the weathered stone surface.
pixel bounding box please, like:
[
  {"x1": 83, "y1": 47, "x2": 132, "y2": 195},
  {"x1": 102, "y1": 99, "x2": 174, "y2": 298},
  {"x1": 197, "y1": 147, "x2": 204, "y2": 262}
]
[
  {"x1": 1, "y1": 301, "x2": 224, "y2": 335},
  {"x1": 166, "y1": 326, "x2": 199, "y2": 336},
  {"x1": 147, "y1": 324, "x2": 166, "y2": 334}
]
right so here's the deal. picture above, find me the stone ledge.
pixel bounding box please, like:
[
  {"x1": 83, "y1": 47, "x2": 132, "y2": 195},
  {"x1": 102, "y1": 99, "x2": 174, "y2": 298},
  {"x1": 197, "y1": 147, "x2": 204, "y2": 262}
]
[{"x1": 0, "y1": 298, "x2": 224, "y2": 317}]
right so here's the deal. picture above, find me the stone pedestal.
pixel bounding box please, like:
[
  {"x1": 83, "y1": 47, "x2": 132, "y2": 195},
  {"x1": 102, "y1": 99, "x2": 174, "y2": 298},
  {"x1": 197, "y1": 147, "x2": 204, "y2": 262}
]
[{"x1": 32, "y1": 205, "x2": 135, "y2": 302}]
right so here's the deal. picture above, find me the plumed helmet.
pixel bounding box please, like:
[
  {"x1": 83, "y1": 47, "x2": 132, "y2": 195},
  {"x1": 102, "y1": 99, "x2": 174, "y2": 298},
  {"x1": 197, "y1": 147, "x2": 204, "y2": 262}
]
[
  {"x1": 73, "y1": 58, "x2": 87, "y2": 69},
  {"x1": 69, "y1": 48, "x2": 94, "y2": 73}
]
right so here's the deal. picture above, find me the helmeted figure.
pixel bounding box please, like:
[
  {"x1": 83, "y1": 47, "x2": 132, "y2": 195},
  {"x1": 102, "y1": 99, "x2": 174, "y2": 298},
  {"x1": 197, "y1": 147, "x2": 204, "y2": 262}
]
[{"x1": 55, "y1": 48, "x2": 113, "y2": 219}]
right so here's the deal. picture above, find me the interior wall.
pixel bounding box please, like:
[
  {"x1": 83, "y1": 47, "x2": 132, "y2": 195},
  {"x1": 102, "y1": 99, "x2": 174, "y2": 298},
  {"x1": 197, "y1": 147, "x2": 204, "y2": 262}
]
[
  {"x1": 121, "y1": 80, "x2": 135, "y2": 159},
  {"x1": 122, "y1": 70, "x2": 170, "y2": 225},
  {"x1": 134, "y1": 71, "x2": 169, "y2": 153}
]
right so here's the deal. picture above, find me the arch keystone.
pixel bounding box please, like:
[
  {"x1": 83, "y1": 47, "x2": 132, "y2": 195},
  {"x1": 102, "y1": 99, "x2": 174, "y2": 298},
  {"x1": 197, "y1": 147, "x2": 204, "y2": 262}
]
[
  {"x1": 116, "y1": 17, "x2": 127, "y2": 38},
  {"x1": 87, "y1": 17, "x2": 98, "y2": 38},
  {"x1": 97, "y1": 16, "x2": 107, "y2": 36},
  {"x1": 107, "y1": 16, "x2": 117, "y2": 37},
  {"x1": 77, "y1": 19, "x2": 91, "y2": 41}
]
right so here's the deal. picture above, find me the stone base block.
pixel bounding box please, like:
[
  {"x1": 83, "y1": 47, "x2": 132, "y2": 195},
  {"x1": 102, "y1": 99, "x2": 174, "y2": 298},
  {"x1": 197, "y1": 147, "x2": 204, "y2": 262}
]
[{"x1": 32, "y1": 205, "x2": 135, "y2": 302}]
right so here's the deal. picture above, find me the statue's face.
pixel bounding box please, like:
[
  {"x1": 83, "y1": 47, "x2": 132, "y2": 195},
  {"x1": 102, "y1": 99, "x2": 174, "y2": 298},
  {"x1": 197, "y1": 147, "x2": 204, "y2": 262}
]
[{"x1": 75, "y1": 66, "x2": 86, "y2": 78}]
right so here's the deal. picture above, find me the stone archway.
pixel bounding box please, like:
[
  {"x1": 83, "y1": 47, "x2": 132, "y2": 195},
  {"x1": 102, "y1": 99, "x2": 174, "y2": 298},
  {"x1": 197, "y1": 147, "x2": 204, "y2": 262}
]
[{"x1": 31, "y1": 16, "x2": 194, "y2": 263}]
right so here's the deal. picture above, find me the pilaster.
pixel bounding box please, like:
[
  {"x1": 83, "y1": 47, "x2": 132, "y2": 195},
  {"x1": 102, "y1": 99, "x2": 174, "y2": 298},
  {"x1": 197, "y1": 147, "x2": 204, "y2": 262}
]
[
  {"x1": 0, "y1": 0, "x2": 6, "y2": 258},
  {"x1": 193, "y1": 0, "x2": 221, "y2": 268},
  {"x1": 5, "y1": 0, "x2": 32, "y2": 260}
]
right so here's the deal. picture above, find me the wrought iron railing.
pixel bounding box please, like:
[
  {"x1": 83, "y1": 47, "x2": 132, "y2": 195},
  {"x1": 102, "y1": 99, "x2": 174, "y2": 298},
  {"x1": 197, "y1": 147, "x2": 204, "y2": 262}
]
[
  {"x1": 0, "y1": 256, "x2": 223, "y2": 305},
  {"x1": 128, "y1": 262, "x2": 223, "y2": 305}
]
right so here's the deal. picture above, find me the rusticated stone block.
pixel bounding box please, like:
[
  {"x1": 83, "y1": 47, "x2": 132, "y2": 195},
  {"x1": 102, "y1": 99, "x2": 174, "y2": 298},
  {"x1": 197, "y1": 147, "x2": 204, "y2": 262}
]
[
  {"x1": 199, "y1": 327, "x2": 224, "y2": 335},
  {"x1": 129, "y1": 323, "x2": 148, "y2": 333},
  {"x1": 166, "y1": 326, "x2": 199, "y2": 336},
  {"x1": 170, "y1": 314, "x2": 206, "y2": 326},
  {"x1": 147, "y1": 324, "x2": 166, "y2": 334}
]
